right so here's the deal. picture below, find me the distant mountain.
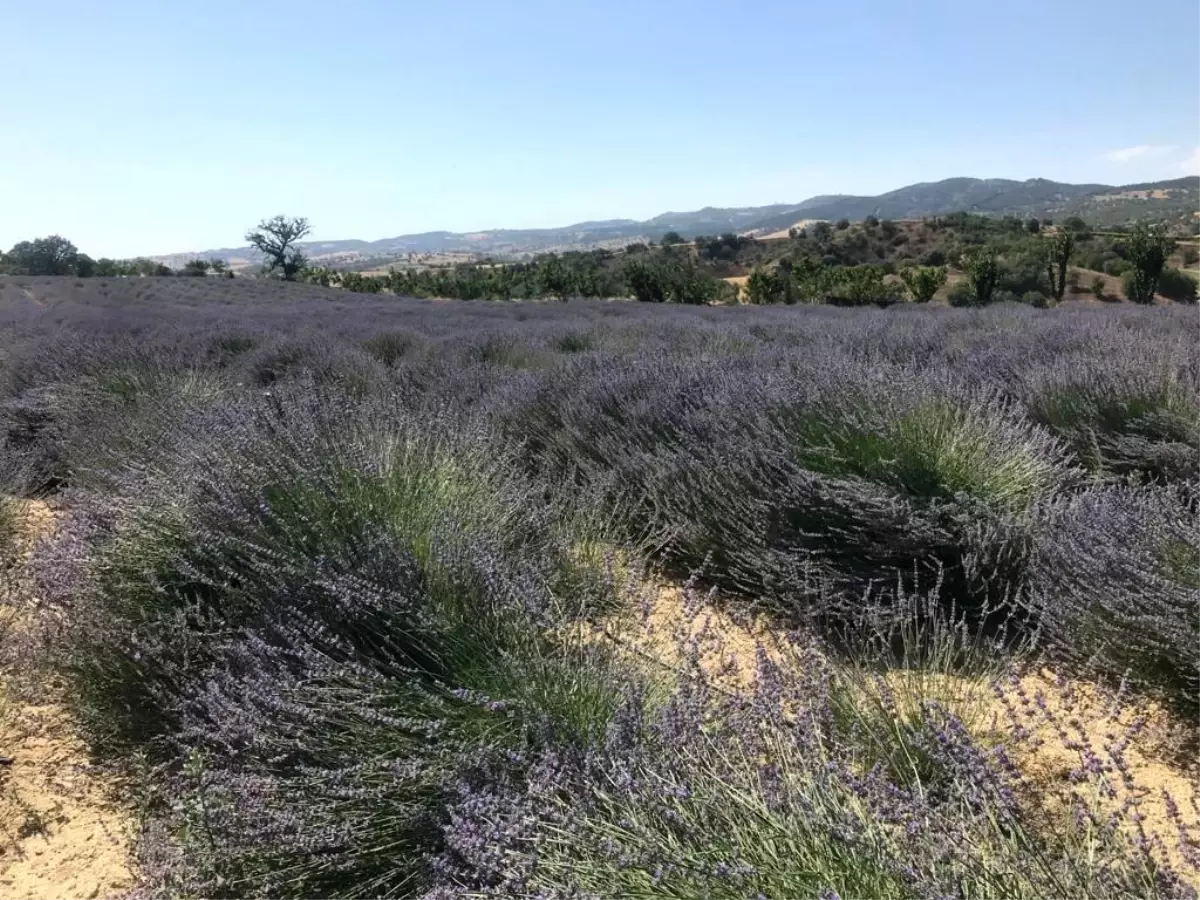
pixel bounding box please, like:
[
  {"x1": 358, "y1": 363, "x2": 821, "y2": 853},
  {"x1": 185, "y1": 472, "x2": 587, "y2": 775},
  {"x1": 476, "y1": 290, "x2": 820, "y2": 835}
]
[{"x1": 154, "y1": 176, "x2": 1198, "y2": 270}]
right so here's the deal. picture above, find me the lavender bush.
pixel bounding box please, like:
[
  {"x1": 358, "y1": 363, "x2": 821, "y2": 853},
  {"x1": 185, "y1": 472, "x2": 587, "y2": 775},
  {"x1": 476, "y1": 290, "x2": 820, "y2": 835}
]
[
  {"x1": 3, "y1": 276, "x2": 1198, "y2": 897},
  {"x1": 431, "y1": 587, "x2": 1195, "y2": 900},
  {"x1": 1026, "y1": 483, "x2": 1200, "y2": 715}
]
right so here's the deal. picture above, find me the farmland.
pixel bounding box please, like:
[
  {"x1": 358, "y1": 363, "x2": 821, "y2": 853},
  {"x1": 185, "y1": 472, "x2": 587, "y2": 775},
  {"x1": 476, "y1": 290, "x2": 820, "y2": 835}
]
[{"x1": 0, "y1": 276, "x2": 1198, "y2": 899}]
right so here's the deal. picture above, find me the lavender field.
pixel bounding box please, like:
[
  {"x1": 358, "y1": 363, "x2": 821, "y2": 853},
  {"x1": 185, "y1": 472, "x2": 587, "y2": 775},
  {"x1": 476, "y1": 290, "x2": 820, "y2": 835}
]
[{"x1": 1, "y1": 275, "x2": 1198, "y2": 899}]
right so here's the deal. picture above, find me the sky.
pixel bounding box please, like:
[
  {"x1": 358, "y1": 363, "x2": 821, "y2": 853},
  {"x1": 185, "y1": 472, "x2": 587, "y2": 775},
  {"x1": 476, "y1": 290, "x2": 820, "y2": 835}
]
[{"x1": 3, "y1": 0, "x2": 1198, "y2": 258}]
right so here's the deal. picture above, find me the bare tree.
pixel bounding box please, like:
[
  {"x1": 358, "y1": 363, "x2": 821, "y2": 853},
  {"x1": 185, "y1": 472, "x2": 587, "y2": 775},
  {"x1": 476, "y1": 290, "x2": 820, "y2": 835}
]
[{"x1": 246, "y1": 215, "x2": 311, "y2": 281}]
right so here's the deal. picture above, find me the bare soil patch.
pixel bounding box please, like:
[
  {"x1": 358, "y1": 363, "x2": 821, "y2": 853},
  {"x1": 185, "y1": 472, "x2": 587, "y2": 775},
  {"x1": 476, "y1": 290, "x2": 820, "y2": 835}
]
[{"x1": 0, "y1": 501, "x2": 136, "y2": 900}]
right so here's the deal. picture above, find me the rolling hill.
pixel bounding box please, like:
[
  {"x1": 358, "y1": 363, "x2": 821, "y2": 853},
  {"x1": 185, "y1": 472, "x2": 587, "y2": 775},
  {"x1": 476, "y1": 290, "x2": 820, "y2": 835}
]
[{"x1": 155, "y1": 175, "x2": 1198, "y2": 270}]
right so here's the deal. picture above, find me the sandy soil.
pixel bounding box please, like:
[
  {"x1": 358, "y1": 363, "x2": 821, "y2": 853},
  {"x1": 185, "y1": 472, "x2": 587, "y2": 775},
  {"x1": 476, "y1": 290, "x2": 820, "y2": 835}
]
[
  {"x1": 0, "y1": 704, "x2": 135, "y2": 900},
  {"x1": 0, "y1": 501, "x2": 136, "y2": 900},
  {"x1": 605, "y1": 577, "x2": 1200, "y2": 884}
]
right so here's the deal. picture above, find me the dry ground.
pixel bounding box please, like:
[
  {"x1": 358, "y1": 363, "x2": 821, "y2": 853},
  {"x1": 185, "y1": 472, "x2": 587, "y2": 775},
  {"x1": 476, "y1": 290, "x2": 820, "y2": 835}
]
[
  {"x1": 0, "y1": 501, "x2": 136, "y2": 900},
  {"x1": 604, "y1": 574, "x2": 1200, "y2": 884}
]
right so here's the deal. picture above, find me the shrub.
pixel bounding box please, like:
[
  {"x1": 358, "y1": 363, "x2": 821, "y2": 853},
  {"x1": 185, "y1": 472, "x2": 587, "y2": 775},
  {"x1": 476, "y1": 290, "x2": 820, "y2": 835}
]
[
  {"x1": 961, "y1": 247, "x2": 999, "y2": 306},
  {"x1": 433, "y1": 588, "x2": 1189, "y2": 900},
  {"x1": 744, "y1": 268, "x2": 785, "y2": 305},
  {"x1": 835, "y1": 218, "x2": 851, "y2": 230},
  {"x1": 624, "y1": 259, "x2": 725, "y2": 305},
  {"x1": 1157, "y1": 267, "x2": 1198, "y2": 302},
  {"x1": 899, "y1": 265, "x2": 948, "y2": 303},
  {"x1": 1021, "y1": 354, "x2": 1199, "y2": 482},
  {"x1": 946, "y1": 279, "x2": 975, "y2": 307},
  {"x1": 244, "y1": 333, "x2": 388, "y2": 394},
  {"x1": 623, "y1": 361, "x2": 1070, "y2": 614},
  {"x1": 1021, "y1": 290, "x2": 1048, "y2": 308},
  {"x1": 362, "y1": 329, "x2": 421, "y2": 366},
  {"x1": 54, "y1": 389, "x2": 627, "y2": 727},
  {"x1": 1120, "y1": 224, "x2": 1174, "y2": 304},
  {"x1": 1090, "y1": 275, "x2": 1106, "y2": 299},
  {"x1": 1026, "y1": 484, "x2": 1200, "y2": 716},
  {"x1": 43, "y1": 389, "x2": 629, "y2": 895}
]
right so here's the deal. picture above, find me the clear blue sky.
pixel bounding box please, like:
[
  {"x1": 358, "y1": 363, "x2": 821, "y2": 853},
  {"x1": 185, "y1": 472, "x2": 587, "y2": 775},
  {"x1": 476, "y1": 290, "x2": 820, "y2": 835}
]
[{"x1": 4, "y1": 0, "x2": 1198, "y2": 258}]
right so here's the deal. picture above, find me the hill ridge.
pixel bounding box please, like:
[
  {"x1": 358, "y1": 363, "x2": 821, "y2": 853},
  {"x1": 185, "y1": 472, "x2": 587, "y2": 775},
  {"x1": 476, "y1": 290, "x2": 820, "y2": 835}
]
[{"x1": 152, "y1": 175, "x2": 1199, "y2": 269}]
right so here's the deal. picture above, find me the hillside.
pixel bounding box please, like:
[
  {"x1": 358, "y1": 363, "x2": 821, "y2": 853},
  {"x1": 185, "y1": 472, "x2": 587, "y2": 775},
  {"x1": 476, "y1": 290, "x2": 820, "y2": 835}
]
[{"x1": 155, "y1": 175, "x2": 1199, "y2": 270}]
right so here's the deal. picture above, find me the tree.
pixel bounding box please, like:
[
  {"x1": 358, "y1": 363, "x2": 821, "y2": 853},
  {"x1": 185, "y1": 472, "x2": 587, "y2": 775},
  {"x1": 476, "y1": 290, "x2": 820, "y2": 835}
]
[
  {"x1": 863, "y1": 215, "x2": 879, "y2": 229},
  {"x1": 536, "y1": 255, "x2": 573, "y2": 301},
  {"x1": 182, "y1": 259, "x2": 211, "y2": 276},
  {"x1": 745, "y1": 268, "x2": 784, "y2": 305},
  {"x1": 661, "y1": 231, "x2": 683, "y2": 247},
  {"x1": 1090, "y1": 275, "x2": 1106, "y2": 300},
  {"x1": 208, "y1": 258, "x2": 229, "y2": 274},
  {"x1": 776, "y1": 258, "x2": 796, "y2": 305},
  {"x1": 1061, "y1": 216, "x2": 1090, "y2": 237},
  {"x1": 835, "y1": 218, "x2": 851, "y2": 231},
  {"x1": 961, "y1": 247, "x2": 999, "y2": 306},
  {"x1": 836, "y1": 265, "x2": 888, "y2": 305},
  {"x1": 810, "y1": 221, "x2": 833, "y2": 243},
  {"x1": 625, "y1": 259, "x2": 668, "y2": 302},
  {"x1": 1025, "y1": 218, "x2": 1041, "y2": 233},
  {"x1": 5, "y1": 235, "x2": 84, "y2": 275},
  {"x1": 1120, "y1": 223, "x2": 1173, "y2": 304},
  {"x1": 898, "y1": 265, "x2": 947, "y2": 303},
  {"x1": 1044, "y1": 230, "x2": 1075, "y2": 303},
  {"x1": 246, "y1": 215, "x2": 311, "y2": 281}
]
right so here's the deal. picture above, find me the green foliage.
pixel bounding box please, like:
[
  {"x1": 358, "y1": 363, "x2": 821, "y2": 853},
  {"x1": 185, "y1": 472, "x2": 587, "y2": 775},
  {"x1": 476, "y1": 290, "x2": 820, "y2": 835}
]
[
  {"x1": 1156, "y1": 267, "x2": 1198, "y2": 302},
  {"x1": 246, "y1": 215, "x2": 311, "y2": 281},
  {"x1": 1025, "y1": 218, "x2": 1041, "y2": 233},
  {"x1": 744, "y1": 268, "x2": 785, "y2": 305},
  {"x1": 961, "y1": 247, "x2": 999, "y2": 306},
  {"x1": 946, "y1": 280, "x2": 974, "y2": 307},
  {"x1": 696, "y1": 233, "x2": 750, "y2": 261},
  {"x1": 1090, "y1": 275, "x2": 1105, "y2": 299},
  {"x1": 834, "y1": 264, "x2": 891, "y2": 305},
  {"x1": 181, "y1": 259, "x2": 211, "y2": 277},
  {"x1": 536, "y1": 254, "x2": 574, "y2": 301},
  {"x1": 1044, "y1": 231, "x2": 1075, "y2": 301},
  {"x1": 1022, "y1": 291, "x2": 1049, "y2": 307},
  {"x1": 1119, "y1": 224, "x2": 1174, "y2": 304},
  {"x1": 998, "y1": 249, "x2": 1047, "y2": 296},
  {"x1": 835, "y1": 218, "x2": 851, "y2": 230},
  {"x1": 3, "y1": 235, "x2": 87, "y2": 276},
  {"x1": 1061, "y1": 216, "x2": 1090, "y2": 235},
  {"x1": 792, "y1": 399, "x2": 1061, "y2": 512},
  {"x1": 624, "y1": 258, "x2": 727, "y2": 304},
  {"x1": 902, "y1": 266, "x2": 945, "y2": 304},
  {"x1": 660, "y1": 231, "x2": 683, "y2": 247},
  {"x1": 1182, "y1": 245, "x2": 1199, "y2": 266}
]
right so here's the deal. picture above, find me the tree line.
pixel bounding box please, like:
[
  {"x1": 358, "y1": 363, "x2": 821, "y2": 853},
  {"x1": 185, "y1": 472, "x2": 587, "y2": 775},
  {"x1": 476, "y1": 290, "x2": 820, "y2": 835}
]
[
  {"x1": 0, "y1": 235, "x2": 230, "y2": 278},
  {"x1": 4, "y1": 214, "x2": 1194, "y2": 306}
]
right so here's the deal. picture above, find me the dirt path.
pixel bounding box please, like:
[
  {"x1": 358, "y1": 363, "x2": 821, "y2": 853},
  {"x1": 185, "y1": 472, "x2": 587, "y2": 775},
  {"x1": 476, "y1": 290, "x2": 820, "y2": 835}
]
[{"x1": 0, "y1": 501, "x2": 136, "y2": 900}]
